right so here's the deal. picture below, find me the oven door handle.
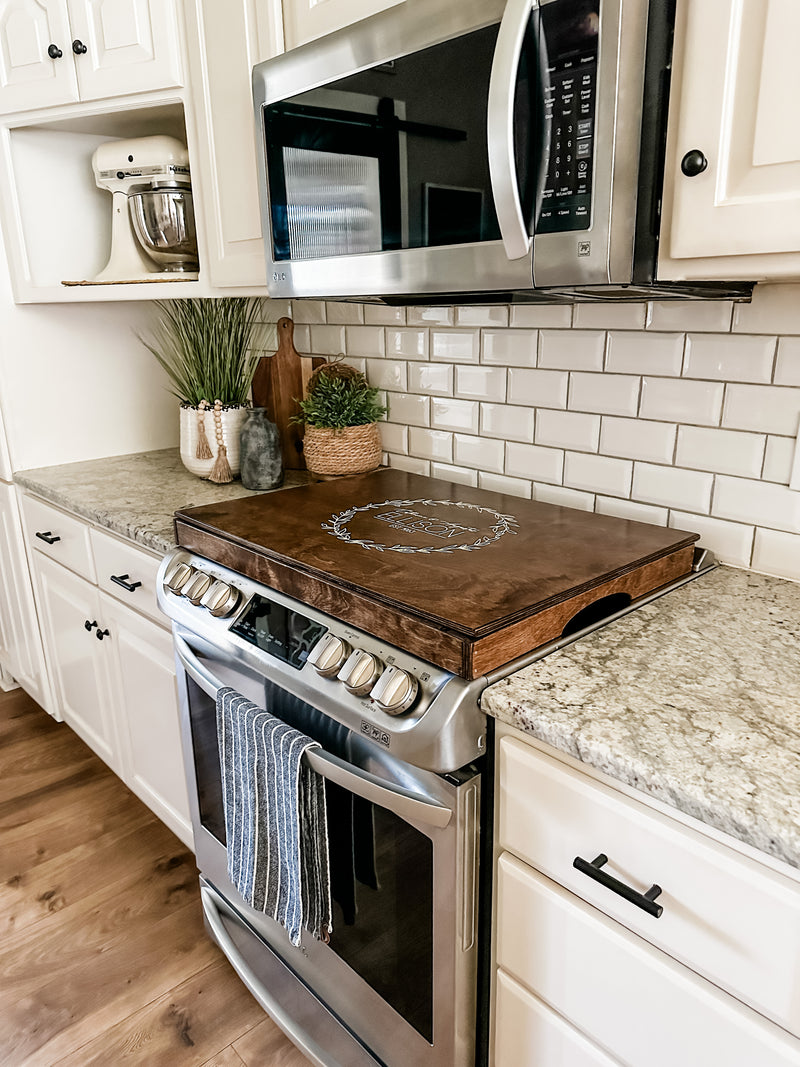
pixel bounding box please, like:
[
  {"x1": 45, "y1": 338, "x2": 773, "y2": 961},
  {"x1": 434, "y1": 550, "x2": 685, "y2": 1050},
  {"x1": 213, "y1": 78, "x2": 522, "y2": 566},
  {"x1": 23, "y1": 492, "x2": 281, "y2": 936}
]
[{"x1": 175, "y1": 636, "x2": 453, "y2": 829}]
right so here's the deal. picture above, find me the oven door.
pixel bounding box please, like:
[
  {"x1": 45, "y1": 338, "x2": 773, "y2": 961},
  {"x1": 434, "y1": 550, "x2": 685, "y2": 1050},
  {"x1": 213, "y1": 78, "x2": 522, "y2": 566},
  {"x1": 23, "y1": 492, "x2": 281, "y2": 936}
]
[{"x1": 173, "y1": 626, "x2": 481, "y2": 1067}]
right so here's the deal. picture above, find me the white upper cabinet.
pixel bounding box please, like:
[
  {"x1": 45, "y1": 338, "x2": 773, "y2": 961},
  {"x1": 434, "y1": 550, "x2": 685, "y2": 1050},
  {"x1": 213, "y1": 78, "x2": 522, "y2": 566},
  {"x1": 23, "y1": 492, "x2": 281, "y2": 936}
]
[
  {"x1": 0, "y1": 0, "x2": 182, "y2": 116},
  {"x1": 659, "y1": 0, "x2": 800, "y2": 282},
  {"x1": 283, "y1": 0, "x2": 404, "y2": 51}
]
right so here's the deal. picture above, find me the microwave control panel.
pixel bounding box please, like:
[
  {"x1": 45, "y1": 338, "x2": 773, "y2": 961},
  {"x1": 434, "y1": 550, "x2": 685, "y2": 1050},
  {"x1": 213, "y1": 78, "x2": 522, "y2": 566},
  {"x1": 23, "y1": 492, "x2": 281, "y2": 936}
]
[{"x1": 537, "y1": 1, "x2": 599, "y2": 234}]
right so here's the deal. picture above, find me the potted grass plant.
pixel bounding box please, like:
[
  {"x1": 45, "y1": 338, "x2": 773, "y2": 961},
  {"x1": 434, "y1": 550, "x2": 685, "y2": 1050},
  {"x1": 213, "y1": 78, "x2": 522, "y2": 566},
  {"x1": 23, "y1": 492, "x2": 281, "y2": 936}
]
[
  {"x1": 293, "y1": 360, "x2": 387, "y2": 476},
  {"x1": 140, "y1": 297, "x2": 275, "y2": 483}
]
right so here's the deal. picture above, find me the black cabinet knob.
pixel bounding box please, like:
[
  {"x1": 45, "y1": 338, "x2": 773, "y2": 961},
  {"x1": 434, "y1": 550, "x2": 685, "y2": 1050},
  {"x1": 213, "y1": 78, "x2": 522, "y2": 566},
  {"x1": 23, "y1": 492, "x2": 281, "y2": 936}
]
[
  {"x1": 47, "y1": 44, "x2": 63, "y2": 59},
  {"x1": 72, "y1": 39, "x2": 87, "y2": 55},
  {"x1": 680, "y1": 149, "x2": 708, "y2": 177},
  {"x1": 84, "y1": 619, "x2": 97, "y2": 632},
  {"x1": 96, "y1": 628, "x2": 110, "y2": 641}
]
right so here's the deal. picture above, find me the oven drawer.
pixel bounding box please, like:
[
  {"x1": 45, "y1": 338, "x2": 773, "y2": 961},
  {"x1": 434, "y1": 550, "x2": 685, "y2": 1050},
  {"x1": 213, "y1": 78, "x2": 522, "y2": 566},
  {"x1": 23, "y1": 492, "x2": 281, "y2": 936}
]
[
  {"x1": 498, "y1": 735, "x2": 800, "y2": 1038},
  {"x1": 91, "y1": 528, "x2": 163, "y2": 625},
  {"x1": 496, "y1": 854, "x2": 800, "y2": 1067},
  {"x1": 20, "y1": 493, "x2": 96, "y2": 581}
]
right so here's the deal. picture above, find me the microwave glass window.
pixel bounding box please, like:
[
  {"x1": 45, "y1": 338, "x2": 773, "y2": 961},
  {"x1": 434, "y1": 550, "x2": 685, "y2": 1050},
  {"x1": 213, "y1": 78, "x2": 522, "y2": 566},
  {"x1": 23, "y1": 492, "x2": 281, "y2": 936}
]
[{"x1": 263, "y1": 21, "x2": 541, "y2": 260}]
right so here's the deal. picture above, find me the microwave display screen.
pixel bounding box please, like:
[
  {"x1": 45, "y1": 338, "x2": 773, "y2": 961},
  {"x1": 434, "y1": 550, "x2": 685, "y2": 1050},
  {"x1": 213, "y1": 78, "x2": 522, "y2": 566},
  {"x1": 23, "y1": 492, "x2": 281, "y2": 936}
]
[{"x1": 538, "y1": 0, "x2": 600, "y2": 233}]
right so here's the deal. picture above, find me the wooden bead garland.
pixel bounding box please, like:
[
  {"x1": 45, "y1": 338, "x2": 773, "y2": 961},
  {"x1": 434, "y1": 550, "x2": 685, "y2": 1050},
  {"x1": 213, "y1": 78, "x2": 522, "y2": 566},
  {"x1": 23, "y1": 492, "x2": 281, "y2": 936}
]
[{"x1": 208, "y1": 399, "x2": 234, "y2": 484}]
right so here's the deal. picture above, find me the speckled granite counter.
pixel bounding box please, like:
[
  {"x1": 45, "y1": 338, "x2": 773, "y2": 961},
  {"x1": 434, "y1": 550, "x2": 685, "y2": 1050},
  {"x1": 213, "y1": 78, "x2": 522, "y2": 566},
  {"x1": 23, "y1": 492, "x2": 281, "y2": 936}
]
[
  {"x1": 14, "y1": 448, "x2": 311, "y2": 554},
  {"x1": 483, "y1": 566, "x2": 800, "y2": 870}
]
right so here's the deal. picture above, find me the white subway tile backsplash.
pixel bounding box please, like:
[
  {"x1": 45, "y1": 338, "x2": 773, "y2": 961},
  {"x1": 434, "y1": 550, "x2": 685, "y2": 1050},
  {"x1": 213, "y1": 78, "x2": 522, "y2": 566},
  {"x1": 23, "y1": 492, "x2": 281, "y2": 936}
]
[
  {"x1": 455, "y1": 365, "x2": 507, "y2": 402},
  {"x1": 535, "y1": 409, "x2": 600, "y2": 452},
  {"x1": 292, "y1": 324, "x2": 311, "y2": 354},
  {"x1": 430, "y1": 462, "x2": 478, "y2": 487},
  {"x1": 408, "y1": 362, "x2": 453, "y2": 395},
  {"x1": 775, "y1": 338, "x2": 800, "y2": 386},
  {"x1": 481, "y1": 329, "x2": 538, "y2": 367},
  {"x1": 538, "y1": 330, "x2": 605, "y2": 371},
  {"x1": 762, "y1": 435, "x2": 796, "y2": 483},
  {"x1": 505, "y1": 442, "x2": 564, "y2": 484},
  {"x1": 600, "y1": 416, "x2": 676, "y2": 464},
  {"x1": 723, "y1": 384, "x2": 800, "y2": 435},
  {"x1": 345, "y1": 325, "x2": 385, "y2": 357},
  {"x1": 389, "y1": 453, "x2": 430, "y2": 476},
  {"x1": 752, "y1": 528, "x2": 800, "y2": 580},
  {"x1": 564, "y1": 452, "x2": 633, "y2": 497},
  {"x1": 364, "y1": 305, "x2": 406, "y2": 325},
  {"x1": 325, "y1": 303, "x2": 364, "y2": 324},
  {"x1": 289, "y1": 300, "x2": 327, "y2": 324},
  {"x1": 386, "y1": 328, "x2": 429, "y2": 360},
  {"x1": 605, "y1": 332, "x2": 684, "y2": 376},
  {"x1": 454, "y1": 433, "x2": 505, "y2": 472},
  {"x1": 713, "y1": 476, "x2": 800, "y2": 534},
  {"x1": 683, "y1": 333, "x2": 776, "y2": 383},
  {"x1": 431, "y1": 396, "x2": 480, "y2": 434},
  {"x1": 378, "y1": 422, "x2": 408, "y2": 454},
  {"x1": 507, "y1": 368, "x2": 568, "y2": 409},
  {"x1": 387, "y1": 392, "x2": 430, "y2": 427},
  {"x1": 732, "y1": 283, "x2": 800, "y2": 335},
  {"x1": 479, "y1": 471, "x2": 532, "y2": 498},
  {"x1": 367, "y1": 359, "x2": 407, "y2": 392},
  {"x1": 646, "y1": 300, "x2": 733, "y2": 333},
  {"x1": 674, "y1": 426, "x2": 765, "y2": 478},
  {"x1": 431, "y1": 330, "x2": 480, "y2": 363},
  {"x1": 640, "y1": 377, "x2": 724, "y2": 425},
  {"x1": 534, "y1": 483, "x2": 595, "y2": 511},
  {"x1": 632, "y1": 463, "x2": 713, "y2": 513},
  {"x1": 456, "y1": 305, "x2": 509, "y2": 327},
  {"x1": 406, "y1": 306, "x2": 454, "y2": 327},
  {"x1": 481, "y1": 403, "x2": 534, "y2": 442},
  {"x1": 572, "y1": 303, "x2": 647, "y2": 330},
  {"x1": 510, "y1": 305, "x2": 572, "y2": 329},
  {"x1": 569, "y1": 372, "x2": 640, "y2": 417},
  {"x1": 408, "y1": 427, "x2": 453, "y2": 462},
  {"x1": 596, "y1": 496, "x2": 668, "y2": 526},
  {"x1": 669, "y1": 512, "x2": 754, "y2": 568},
  {"x1": 309, "y1": 324, "x2": 346, "y2": 355}
]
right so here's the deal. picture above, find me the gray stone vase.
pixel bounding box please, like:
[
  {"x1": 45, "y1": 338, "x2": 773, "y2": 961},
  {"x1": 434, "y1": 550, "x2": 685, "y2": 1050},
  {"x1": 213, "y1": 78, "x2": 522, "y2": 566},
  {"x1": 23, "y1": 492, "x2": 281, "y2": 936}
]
[{"x1": 239, "y1": 408, "x2": 284, "y2": 490}]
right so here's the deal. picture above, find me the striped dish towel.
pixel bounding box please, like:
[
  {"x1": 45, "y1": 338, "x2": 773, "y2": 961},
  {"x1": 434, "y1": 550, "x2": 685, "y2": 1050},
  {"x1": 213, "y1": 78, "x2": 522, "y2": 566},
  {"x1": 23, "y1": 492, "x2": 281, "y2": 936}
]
[{"x1": 216, "y1": 687, "x2": 332, "y2": 947}]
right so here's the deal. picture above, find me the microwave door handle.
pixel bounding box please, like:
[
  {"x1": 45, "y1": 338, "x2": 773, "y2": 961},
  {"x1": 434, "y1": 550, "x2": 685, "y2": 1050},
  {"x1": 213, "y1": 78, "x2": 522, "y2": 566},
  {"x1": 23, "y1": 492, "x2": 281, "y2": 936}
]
[
  {"x1": 488, "y1": 0, "x2": 538, "y2": 260},
  {"x1": 174, "y1": 636, "x2": 453, "y2": 830}
]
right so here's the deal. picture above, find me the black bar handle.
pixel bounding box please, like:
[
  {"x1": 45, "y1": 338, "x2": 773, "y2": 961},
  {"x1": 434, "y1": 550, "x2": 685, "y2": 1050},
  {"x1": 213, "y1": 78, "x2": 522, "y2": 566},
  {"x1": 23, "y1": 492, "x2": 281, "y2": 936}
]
[
  {"x1": 96, "y1": 628, "x2": 110, "y2": 641},
  {"x1": 573, "y1": 853, "x2": 663, "y2": 918},
  {"x1": 35, "y1": 530, "x2": 61, "y2": 544},
  {"x1": 110, "y1": 573, "x2": 142, "y2": 592}
]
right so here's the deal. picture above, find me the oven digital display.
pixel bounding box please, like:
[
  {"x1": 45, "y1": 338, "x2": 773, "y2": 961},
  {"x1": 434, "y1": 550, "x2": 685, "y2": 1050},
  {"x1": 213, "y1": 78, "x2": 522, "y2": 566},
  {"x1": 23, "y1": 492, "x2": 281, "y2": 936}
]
[{"x1": 230, "y1": 596, "x2": 327, "y2": 669}]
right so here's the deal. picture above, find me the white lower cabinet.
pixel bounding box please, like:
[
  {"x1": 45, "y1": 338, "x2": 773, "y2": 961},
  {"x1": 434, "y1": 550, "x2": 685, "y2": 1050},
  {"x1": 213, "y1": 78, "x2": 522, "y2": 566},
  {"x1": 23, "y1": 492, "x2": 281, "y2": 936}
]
[
  {"x1": 24, "y1": 492, "x2": 192, "y2": 848},
  {"x1": 492, "y1": 724, "x2": 800, "y2": 1066}
]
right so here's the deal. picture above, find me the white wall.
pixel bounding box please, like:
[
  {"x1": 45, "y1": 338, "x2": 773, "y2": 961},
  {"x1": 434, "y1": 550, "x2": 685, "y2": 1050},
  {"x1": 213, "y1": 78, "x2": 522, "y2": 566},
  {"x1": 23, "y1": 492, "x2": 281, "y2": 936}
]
[
  {"x1": 0, "y1": 241, "x2": 179, "y2": 473},
  {"x1": 286, "y1": 285, "x2": 800, "y2": 583}
]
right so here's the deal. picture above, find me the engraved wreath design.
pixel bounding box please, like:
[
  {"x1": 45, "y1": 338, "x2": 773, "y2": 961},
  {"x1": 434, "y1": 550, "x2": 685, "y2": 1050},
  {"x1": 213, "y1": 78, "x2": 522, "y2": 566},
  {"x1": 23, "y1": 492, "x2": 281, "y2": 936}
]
[{"x1": 321, "y1": 497, "x2": 518, "y2": 554}]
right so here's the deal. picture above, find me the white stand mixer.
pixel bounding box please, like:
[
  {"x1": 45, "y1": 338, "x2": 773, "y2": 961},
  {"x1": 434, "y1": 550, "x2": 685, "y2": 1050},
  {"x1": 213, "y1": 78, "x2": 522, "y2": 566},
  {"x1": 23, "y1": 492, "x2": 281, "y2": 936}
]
[{"x1": 92, "y1": 135, "x2": 199, "y2": 283}]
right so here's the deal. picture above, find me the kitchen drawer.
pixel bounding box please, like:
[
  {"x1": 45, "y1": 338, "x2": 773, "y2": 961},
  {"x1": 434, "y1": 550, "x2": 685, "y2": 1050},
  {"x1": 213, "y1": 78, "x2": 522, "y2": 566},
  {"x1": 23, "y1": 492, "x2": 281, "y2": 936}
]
[
  {"x1": 90, "y1": 528, "x2": 164, "y2": 626},
  {"x1": 495, "y1": 969, "x2": 619, "y2": 1067},
  {"x1": 496, "y1": 854, "x2": 800, "y2": 1067},
  {"x1": 20, "y1": 494, "x2": 95, "y2": 581},
  {"x1": 498, "y1": 735, "x2": 800, "y2": 1038}
]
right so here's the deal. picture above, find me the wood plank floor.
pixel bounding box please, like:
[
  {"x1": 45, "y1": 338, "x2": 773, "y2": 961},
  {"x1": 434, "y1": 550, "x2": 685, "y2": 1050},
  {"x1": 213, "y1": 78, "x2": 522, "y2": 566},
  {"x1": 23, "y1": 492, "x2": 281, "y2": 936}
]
[{"x1": 0, "y1": 685, "x2": 309, "y2": 1066}]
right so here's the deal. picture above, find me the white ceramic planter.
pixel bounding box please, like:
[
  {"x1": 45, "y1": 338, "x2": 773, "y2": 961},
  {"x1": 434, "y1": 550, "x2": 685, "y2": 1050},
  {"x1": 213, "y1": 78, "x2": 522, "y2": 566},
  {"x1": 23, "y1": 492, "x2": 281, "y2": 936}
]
[{"x1": 180, "y1": 404, "x2": 248, "y2": 480}]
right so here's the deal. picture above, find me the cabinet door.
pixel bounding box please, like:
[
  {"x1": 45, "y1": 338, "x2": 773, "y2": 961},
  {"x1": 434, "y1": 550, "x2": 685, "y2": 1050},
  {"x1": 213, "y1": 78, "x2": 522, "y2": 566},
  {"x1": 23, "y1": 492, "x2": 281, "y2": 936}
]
[
  {"x1": 0, "y1": 0, "x2": 78, "y2": 113},
  {"x1": 100, "y1": 592, "x2": 192, "y2": 848},
  {"x1": 0, "y1": 482, "x2": 54, "y2": 713},
  {"x1": 283, "y1": 0, "x2": 404, "y2": 51},
  {"x1": 67, "y1": 0, "x2": 182, "y2": 101},
  {"x1": 659, "y1": 0, "x2": 800, "y2": 280},
  {"x1": 34, "y1": 552, "x2": 120, "y2": 771}
]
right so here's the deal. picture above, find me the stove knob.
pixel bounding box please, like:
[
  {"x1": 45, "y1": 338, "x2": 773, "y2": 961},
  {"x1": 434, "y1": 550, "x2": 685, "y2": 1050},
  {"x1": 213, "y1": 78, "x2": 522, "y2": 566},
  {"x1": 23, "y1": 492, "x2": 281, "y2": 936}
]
[
  {"x1": 183, "y1": 570, "x2": 213, "y2": 606},
  {"x1": 307, "y1": 633, "x2": 351, "y2": 677},
  {"x1": 201, "y1": 580, "x2": 240, "y2": 618},
  {"x1": 163, "y1": 561, "x2": 194, "y2": 595},
  {"x1": 370, "y1": 665, "x2": 419, "y2": 716},
  {"x1": 337, "y1": 649, "x2": 383, "y2": 696}
]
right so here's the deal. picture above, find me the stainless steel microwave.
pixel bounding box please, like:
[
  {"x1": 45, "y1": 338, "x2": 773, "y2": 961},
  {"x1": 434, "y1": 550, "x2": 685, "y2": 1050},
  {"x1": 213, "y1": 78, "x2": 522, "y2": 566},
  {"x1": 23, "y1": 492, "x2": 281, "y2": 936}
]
[{"x1": 252, "y1": 0, "x2": 751, "y2": 304}]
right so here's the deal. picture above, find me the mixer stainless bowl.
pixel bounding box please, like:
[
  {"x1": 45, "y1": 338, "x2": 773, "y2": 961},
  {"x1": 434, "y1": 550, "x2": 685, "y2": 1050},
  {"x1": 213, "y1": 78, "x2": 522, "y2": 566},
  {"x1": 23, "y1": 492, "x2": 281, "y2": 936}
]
[{"x1": 129, "y1": 186, "x2": 199, "y2": 273}]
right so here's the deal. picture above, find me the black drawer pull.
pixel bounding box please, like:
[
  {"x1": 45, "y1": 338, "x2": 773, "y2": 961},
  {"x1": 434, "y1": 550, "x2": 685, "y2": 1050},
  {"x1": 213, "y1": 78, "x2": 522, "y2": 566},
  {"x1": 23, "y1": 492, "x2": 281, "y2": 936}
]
[
  {"x1": 96, "y1": 628, "x2": 110, "y2": 641},
  {"x1": 573, "y1": 853, "x2": 663, "y2": 918},
  {"x1": 110, "y1": 573, "x2": 142, "y2": 592},
  {"x1": 35, "y1": 530, "x2": 61, "y2": 544},
  {"x1": 84, "y1": 619, "x2": 97, "y2": 632}
]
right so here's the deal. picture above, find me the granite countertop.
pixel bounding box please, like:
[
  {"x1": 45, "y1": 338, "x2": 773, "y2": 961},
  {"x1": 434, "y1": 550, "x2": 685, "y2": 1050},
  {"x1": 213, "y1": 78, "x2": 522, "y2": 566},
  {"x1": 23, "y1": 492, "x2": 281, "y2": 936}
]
[
  {"x1": 14, "y1": 448, "x2": 312, "y2": 554},
  {"x1": 483, "y1": 565, "x2": 800, "y2": 870}
]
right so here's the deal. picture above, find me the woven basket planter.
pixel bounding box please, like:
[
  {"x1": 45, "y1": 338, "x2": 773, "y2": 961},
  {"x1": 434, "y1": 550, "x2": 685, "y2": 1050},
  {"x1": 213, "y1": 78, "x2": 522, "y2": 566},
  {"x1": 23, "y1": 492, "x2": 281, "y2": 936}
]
[{"x1": 302, "y1": 422, "x2": 382, "y2": 477}]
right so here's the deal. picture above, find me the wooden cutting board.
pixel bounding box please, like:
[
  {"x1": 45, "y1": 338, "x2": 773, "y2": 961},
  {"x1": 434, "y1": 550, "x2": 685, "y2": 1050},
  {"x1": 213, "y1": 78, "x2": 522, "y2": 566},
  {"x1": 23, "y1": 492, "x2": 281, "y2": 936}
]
[
  {"x1": 175, "y1": 469, "x2": 700, "y2": 678},
  {"x1": 250, "y1": 317, "x2": 324, "y2": 470}
]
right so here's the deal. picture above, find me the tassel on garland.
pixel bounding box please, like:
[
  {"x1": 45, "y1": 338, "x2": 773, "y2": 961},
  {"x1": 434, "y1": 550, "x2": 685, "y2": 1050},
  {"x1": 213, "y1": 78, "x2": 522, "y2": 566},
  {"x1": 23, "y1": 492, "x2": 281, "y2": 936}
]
[
  {"x1": 208, "y1": 400, "x2": 233, "y2": 484},
  {"x1": 195, "y1": 400, "x2": 214, "y2": 460}
]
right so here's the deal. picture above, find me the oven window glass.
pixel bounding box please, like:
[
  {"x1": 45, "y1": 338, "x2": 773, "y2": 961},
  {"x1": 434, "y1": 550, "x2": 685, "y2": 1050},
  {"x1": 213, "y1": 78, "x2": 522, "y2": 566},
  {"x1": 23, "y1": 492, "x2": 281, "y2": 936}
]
[{"x1": 263, "y1": 18, "x2": 540, "y2": 260}]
